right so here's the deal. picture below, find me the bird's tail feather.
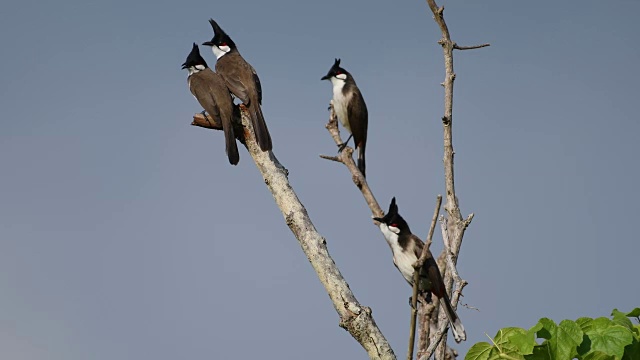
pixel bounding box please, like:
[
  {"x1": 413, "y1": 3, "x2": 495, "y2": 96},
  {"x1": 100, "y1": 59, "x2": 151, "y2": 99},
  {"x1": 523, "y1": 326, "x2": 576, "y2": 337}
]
[
  {"x1": 441, "y1": 293, "x2": 466, "y2": 343},
  {"x1": 357, "y1": 143, "x2": 366, "y2": 178},
  {"x1": 222, "y1": 120, "x2": 239, "y2": 165},
  {"x1": 251, "y1": 103, "x2": 272, "y2": 151}
]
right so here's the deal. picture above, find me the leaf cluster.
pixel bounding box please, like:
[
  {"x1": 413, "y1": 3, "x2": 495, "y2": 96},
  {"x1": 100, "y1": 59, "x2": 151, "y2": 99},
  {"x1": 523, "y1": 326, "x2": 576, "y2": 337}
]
[{"x1": 466, "y1": 308, "x2": 640, "y2": 360}]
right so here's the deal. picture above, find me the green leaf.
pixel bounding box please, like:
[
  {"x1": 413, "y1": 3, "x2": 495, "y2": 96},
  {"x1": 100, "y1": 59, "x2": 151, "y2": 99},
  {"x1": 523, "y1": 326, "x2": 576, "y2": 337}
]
[
  {"x1": 495, "y1": 327, "x2": 527, "y2": 348},
  {"x1": 577, "y1": 333, "x2": 591, "y2": 356},
  {"x1": 494, "y1": 327, "x2": 527, "y2": 343},
  {"x1": 583, "y1": 351, "x2": 616, "y2": 360},
  {"x1": 581, "y1": 318, "x2": 633, "y2": 359},
  {"x1": 611, "y1": 309, "x2": 634, "y2": 330},
  {"x1": 510, "y1": 323, "x2": 544, "y2": 355},
  {"x1": 579, "y1": 317, "x2": 613, "y2": 333},
  {"x1": 465, "y1": 342, "x2": 498, "y2": 360},
  {"x1": 536, "y1": 318, "x2": 555, "y2": 340},
  {"x1": 509, "y1": 332, "x2": 536, "y2": 355},
  {"x1": 464, "y1": 332, "x2": 528, "y2": 360},
  {"x1": 621, "y1": 338, "x2": 640, "y2": 360},
  {"x1": 625, "y1": 308, "x2": 640, "y2": 318},
  {"x1": 577, "y1": 317, "x2": 594, "y2": 329},
  {"x1": 524, "y1": 344, "x2": 551, "y2": 360},
  {"x1": 499, "y1": 343, "x2": 526, "y2": 360},
  {"x1": 535, "y1": 318, "x2": 583, "y2": 360}
]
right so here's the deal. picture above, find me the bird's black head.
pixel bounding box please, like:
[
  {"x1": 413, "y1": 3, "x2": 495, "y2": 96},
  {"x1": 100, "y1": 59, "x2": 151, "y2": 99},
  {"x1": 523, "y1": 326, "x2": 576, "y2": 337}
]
[
  {"x1": 181, "y1": 43, "x2": 208, "y2": 70},
  {"x1": 202, "y1": 19, "x2": 236, "y2": 51},
  {"x1": 373, "y1": 197, "x2": 411, "y2": 234},
  {"x1": 321, "y1": 58, "x2": 348, "y2": 81}
]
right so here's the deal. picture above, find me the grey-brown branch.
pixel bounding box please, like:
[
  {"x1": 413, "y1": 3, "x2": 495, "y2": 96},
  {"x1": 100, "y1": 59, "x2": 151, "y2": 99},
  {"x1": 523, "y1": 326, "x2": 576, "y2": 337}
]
[
  {"x1": 407, "y1": 195, "x2": 443, "y2": 360},
  {"x1": 320, "y1": 103, "x2": 383, "y2": 218},
  {"x1": 419, "y1": 0, "x2": 486, "y2": 358},
  {"x1": 192, "y1": 109, "x2": 395, "y2": 360}
]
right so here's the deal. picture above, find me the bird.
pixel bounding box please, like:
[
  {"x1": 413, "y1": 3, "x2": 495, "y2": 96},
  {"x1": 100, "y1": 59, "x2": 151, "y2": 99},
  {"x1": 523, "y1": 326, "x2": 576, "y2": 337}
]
[
  {"x1": 202, "y1": 19, "x2": 272, "y2": 152},
  {"x1": 373, "y1": 197, "x2": 466, "y2": 343},
  {"x1": 182, "y1": 43, "x2": 239, "y2": 165},
  {"x1": 321, "y1": 58, "x2": 368, "y2": 177}
]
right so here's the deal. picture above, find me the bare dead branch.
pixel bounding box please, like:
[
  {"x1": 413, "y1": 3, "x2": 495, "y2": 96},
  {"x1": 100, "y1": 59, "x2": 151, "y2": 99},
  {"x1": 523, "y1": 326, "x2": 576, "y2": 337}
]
[
  {"x1": 321, "y1": 104, "x2": 384, "y2": 218},
  {"x1": 191, "y1": 109, "x2": 395, "y2": 360},
  {"x1": 417, "y1": 302, "x2": 436, "y2": 359},
  {"x1": 418, "y1": 195, "x2": 443, "y2": 266},
  {"x1": 453, "y1": 43, "x2": 490, "y2": 51},
  {"x1": 192, "y1": 112, "x2": 223, "y2": 130},
  {"x1": 319, "y1": 155, "x2": 342, "y2": 163},
  {"x1": 420, "y1": 0, "x2": 483, "y2": 358},
  {"x1": 408, "y1": 270, "x2": 421, "y2": 360},
  {"x1": 407, "y1": 195, "x2": 443, "y2": 360},
  {"x1": 418, "y1": 217, "x2": 470, "y2": 360}
]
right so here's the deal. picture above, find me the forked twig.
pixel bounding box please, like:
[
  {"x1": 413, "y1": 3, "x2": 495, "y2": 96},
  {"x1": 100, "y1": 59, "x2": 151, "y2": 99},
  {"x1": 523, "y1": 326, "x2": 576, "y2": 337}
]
[{"x1": 407, "y1": 195, "x2": 442, "y2": 360}]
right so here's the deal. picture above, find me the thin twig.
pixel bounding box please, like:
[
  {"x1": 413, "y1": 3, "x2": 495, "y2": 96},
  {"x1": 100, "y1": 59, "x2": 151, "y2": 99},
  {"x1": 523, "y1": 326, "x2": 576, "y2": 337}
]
[
  {"x1": 420, "y1": 195, "x2": 443, "y2": 264},
  {"x1": 407, "y1": 269, "x2": 420, "y2": 360},
  {"x1": 321, "y1": 104, "x2": 383, "y2": 217},
  {"x1": 453, "y1": 43, "x2": 490, "y2": 50},
  {"x1": 192, "y1": 112, "x2": 223, "y2": 130},
  {"x1": 407, "y1": 195, "x2": 443, "y2": 360},
  {"x1": 319, "y1": 155, "x2": 342, "y2": 162},
  {"x1": 418, "y1": 217, "x2": 470, "y2": 360}
]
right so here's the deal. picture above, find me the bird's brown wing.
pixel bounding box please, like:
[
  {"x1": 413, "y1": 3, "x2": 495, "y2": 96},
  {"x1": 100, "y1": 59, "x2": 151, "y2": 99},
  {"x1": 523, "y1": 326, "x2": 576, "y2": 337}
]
[
  {"x1": 189, "y1": 70, "x2": 239, "y2": 164},
  {"x1": 409, "y1": 235, "x2": 446, "y2": 298},
  {"x1": 346, "y1": 87, "x2": 368, "y2": 147},
  {"x1": 216, "y1": 53, "x2": 251, "y2": 105},
  {"x1": 189, "y1": 71, "x2": 222, "y2": 122},
  {"x1": 251, "y1": 66, "x2": 262, "y2": 104}
]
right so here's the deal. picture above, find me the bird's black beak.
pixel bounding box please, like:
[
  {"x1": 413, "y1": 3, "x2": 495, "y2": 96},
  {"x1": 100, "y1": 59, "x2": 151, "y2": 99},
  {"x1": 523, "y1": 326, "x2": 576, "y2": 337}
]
[
  {"x1": 372, "y1": 217, "x2": 384, "y2": 223},
  {"x1": 321, "y1": 74, "x2": 330, "y2": 81},
  {"x1": 181, "y1": 63, "x2": 187, "y2": 69},
  {"x1": 202, "y1": 41, "x2": 214, "y2": 47}
]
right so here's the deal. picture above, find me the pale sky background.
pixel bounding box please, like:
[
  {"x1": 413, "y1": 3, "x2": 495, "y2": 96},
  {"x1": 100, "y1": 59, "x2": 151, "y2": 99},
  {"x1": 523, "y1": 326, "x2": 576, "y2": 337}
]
[{"x1": 1, "y1": 1, "x2": 639, "y2": 359}]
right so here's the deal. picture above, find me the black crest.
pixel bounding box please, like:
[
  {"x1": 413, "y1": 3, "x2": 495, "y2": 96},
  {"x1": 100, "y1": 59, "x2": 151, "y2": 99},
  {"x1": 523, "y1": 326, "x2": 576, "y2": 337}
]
[
  {"x1": 321, "y1": 58, "x2": 348, "y2": 80},
  {"x1": 202, "y1": 19, "x2": 236, "y2": 49},
  {"x1": 374, "y1": 197, "x2": 410, "y2": 231},
  {"x1": 181, "y1": 43, "x2": 208, "y2": 69}
]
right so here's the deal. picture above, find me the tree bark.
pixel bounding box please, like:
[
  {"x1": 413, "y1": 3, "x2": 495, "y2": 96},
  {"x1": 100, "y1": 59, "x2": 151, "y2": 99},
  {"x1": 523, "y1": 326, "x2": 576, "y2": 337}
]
[
  {"x1": 418, "y1": 1, "x2": 487, "y2": 359},
  {"x1": 192, "y1": 110, "x2": 396, "y2": 360}
]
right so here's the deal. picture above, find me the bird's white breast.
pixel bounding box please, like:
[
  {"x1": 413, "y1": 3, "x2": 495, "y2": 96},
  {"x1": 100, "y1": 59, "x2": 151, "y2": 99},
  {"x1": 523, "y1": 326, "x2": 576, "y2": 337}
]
[
  {"x1": 330, "y1": 77, "x2": 351, "y2": 133},
  {"x1": 378, "y1": 224, "x2": 417, "y2": 284},
  {"x1": 394, "y1": 248, "x2": 418, "y2": 284}
]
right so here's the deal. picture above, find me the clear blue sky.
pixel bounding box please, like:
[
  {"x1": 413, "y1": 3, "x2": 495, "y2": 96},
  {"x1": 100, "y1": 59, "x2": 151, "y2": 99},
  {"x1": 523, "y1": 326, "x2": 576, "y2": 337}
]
[{"x1": 1, "y1": 1, "x2": 639, "y2": 359}]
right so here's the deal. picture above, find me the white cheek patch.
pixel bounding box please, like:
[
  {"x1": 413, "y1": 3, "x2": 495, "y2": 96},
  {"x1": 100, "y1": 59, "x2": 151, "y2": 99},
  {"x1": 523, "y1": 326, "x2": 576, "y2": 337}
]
[
  {"x1": 212, "y1": 46, "x2": 228, "y2": 59},
  {"x1": 335, "y1": 73, "x2": 347, "y2": 80},
  {"x1": 379, "y1": 224, "x2": 398, "y2": 240},
  {"x1": 195, "y1": 64, "x2": 205, "y2": 71},
  {"x1": 187, "y1": 66, "x2": 200, "y2": 75},
  {"x1": 329, "y1": 76, "x2": 346, "y2": 88},
  {"x1": 219, "y1": 45, "x2": 231, "y2": 53},
  {"x1": 388, "y1": 226, "x2": 400, "y2": 234}
]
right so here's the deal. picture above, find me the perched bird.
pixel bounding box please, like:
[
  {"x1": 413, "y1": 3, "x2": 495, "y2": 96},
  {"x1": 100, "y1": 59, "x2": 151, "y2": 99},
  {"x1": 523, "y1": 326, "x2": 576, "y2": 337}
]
[
  {"x1": 182, "y1": 43, "x2": 239, "y2": 165},
  {"x1": 321, "y1": 58, "x2": 368, "y2": 177},
  {"x1": 373, "y1": 197, "x2": 466, "y2": 343},
  {"x1": 202, "y1": 19, "x2": 272, "y2": 152}
]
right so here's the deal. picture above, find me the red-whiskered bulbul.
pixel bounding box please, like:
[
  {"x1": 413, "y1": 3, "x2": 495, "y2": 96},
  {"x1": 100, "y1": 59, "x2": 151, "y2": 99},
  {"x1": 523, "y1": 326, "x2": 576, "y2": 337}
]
[
  {"x1": 202, "y1": 19, "x2": 272, "y2": 152},
  {"x1": 373, "y1": 197, "x2": 466, "y2": 343},
  {"x1": 321, "y1": 58, "x2": 368, "y2": 177},
  {"x1": 182, "y1": 43, "x2": 239, "y2": 165}
]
